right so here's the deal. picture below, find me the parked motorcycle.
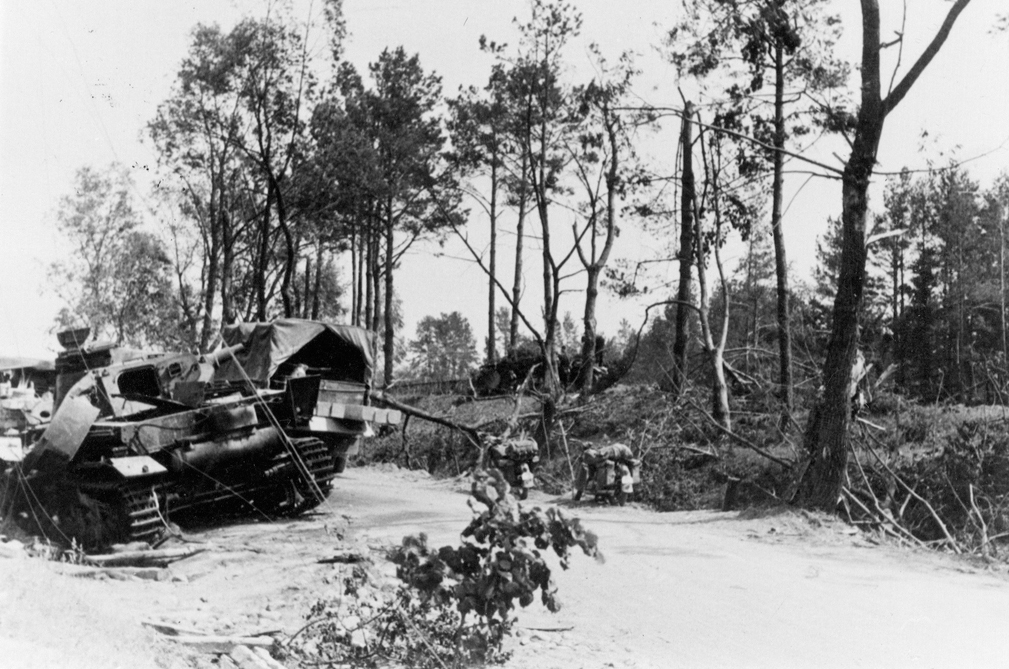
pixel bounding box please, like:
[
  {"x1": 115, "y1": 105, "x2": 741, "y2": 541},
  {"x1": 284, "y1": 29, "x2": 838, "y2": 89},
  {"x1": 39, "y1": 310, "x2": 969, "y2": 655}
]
[
  {"x1": 573, "y1": 443, "x2": 640, "y2": 506},
  {"x1": 487, "y1": 436, "x2": 540, "y2": 500}
]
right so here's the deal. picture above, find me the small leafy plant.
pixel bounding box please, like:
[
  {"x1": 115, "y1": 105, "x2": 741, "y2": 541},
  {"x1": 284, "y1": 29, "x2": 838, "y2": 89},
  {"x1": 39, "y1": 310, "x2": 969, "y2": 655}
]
[{"x1": 291, "y1": 469, "x2": 602, "y2": 668}]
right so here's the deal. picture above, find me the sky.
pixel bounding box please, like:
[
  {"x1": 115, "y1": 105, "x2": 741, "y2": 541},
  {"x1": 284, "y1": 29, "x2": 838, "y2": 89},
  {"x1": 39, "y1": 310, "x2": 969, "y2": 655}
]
[{"x1": 1, "y1": 0, "x2": 1007, "y2": 359}]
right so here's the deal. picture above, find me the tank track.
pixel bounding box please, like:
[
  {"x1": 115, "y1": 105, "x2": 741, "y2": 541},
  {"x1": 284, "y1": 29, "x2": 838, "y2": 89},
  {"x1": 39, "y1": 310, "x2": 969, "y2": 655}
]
[
  {"x1": 253, "y1": 437, "x2": 334, "y2": 516},
  {"x1": 294, "y1": 437, "x2": 336, "y2": 497},
  {"x1": 120, "y1": 482, "x2": 163, "y2": 544},
  {"x1": 68, "y1": 478, "x2": 164, "y2": 549},
  {"x1": 285, "y1": 437, "x2": 335, "y2": 513}
]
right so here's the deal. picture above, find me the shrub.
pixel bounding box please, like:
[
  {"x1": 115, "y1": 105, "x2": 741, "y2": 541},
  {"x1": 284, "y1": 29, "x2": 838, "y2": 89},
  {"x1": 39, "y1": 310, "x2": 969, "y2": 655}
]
[{"x1": 291, "y1": 469, "x2": 602, "y2": 668}]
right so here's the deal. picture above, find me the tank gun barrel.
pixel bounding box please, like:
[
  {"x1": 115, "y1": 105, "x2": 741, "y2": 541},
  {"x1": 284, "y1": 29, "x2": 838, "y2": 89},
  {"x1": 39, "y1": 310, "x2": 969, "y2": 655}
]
[{"x1": 201, "y1": 343, "x2": 244, "y2": 367}]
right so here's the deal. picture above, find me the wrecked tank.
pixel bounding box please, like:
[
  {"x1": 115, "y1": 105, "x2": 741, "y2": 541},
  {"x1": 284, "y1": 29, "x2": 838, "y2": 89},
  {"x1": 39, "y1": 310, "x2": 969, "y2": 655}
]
[{"x1": 13, "y1": 320, "x2": 399, "y2": 549}]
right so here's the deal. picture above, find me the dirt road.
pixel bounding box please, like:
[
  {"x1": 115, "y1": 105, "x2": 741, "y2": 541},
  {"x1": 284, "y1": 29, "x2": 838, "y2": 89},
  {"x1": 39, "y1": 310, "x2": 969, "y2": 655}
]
[{"x1": 3, "y1": 466, "x2": 1009, "y2": 668}]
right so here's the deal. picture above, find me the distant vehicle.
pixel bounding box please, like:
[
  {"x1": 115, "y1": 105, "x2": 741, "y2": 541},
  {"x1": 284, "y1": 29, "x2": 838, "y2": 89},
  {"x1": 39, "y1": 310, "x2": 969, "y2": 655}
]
[
  {"x1": 472, "y1": 337, "x2": 608, "y2": 396},
  {"x1": 573, "y1": 443, "x2": 640, "y2": 506},
  {"x1": 0, "y1": 356, "x2": 55, "y2": 433},
  {"x1": 487, "y1": 436, "x2": 540, "y2": 500},
  {"x1": 14, "y1": 320, "x2": 399, "y2": 549}
]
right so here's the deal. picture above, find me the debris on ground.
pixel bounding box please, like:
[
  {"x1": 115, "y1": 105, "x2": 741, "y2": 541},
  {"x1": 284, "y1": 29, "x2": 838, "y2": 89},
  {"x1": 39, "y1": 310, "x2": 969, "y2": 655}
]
[
  {"x1": 83, "y1": 546, "x2": 207, "y2": 568},
  {"x1": 316, "y1": 548, "x2": 368, "y2": 564}
]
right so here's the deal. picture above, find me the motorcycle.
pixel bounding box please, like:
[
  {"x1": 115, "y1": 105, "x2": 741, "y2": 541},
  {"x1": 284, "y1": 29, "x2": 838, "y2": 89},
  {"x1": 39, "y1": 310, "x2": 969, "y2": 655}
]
[
  {"x1": 573, "y1": 443, "x2": 640, "y2": 506},
  {"x1": 487, "y1": 436, "x2": 540, "y2": 500}
]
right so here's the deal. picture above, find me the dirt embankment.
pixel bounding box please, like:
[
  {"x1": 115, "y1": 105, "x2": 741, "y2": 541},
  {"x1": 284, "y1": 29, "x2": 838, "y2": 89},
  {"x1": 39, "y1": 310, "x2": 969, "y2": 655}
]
[{"x1": 3, "y1": 466, "x2": 1009, "y2": 668}]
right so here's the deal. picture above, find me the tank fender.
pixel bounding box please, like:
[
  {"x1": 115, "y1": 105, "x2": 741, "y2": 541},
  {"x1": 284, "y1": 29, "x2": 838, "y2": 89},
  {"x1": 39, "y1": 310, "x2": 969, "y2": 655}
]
[
  {"x1": 28, "y1": 395, "x2": 100, "y2": 465},
  {"x1": 110, "y1": 455, "x2": 168, "y2": 478}
]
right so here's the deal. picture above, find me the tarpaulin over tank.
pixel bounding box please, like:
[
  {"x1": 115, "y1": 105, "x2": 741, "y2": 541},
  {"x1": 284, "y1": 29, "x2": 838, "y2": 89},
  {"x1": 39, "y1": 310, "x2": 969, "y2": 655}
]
[{"x1": 217, "y1": 319, "x2": 374, "y2": 385}]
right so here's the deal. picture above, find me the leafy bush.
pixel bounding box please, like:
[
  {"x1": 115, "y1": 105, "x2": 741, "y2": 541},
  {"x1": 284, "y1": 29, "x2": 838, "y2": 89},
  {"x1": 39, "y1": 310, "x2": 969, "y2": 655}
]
[{"x1": 291, "y1": 469, "x2": 602, "y2": 668}]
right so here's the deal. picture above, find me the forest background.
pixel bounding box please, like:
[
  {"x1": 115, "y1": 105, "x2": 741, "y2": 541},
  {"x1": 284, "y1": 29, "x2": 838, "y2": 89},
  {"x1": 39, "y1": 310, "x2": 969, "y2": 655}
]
[{"x1": 1, "y1": 0, "x2": 1008, "y2": 411}]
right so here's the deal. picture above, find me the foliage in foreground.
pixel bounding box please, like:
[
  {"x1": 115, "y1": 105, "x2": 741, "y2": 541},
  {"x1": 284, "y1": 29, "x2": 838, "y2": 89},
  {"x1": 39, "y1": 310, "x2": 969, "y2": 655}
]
[{"x1": 290, "y1": 469, "x2": 602, "y2": 668}]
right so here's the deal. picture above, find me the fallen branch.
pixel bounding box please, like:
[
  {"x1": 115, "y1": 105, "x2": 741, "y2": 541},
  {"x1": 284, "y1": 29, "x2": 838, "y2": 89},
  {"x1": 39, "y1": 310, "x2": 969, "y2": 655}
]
[
  {"x1": 842, "y1": 487, "x2": 923, "y2": 548},
  {"x1": 721, "y1": 358, "x2": 758, "y2": 391},
  {"x1": 643, "y1": 443, "x2": 719, "y2": 458},
  {"x1": 855, "y1": 416, "x2": 886, "y2": 431},
  {"x1": 847, "y1": 448, "x2": 925, "y2": 548},
  {"x1": 474, "y1": 405, "x2": 586, "y2": 430},
  {"x1": 375, "y1": 388, "x2": 585, "y2": 459},
  {"x1": 373, "y1": 392, "x2": 480, "y2": 448},
  {"x1": 969, "y1": 484, "x2": 992, "y2": 556},
  {"x1": 685, "y1": 399, "x2": 792, "y2": 468},
  {"x1": 861, "y1": 439, "x2": 961, "y2": 554}
]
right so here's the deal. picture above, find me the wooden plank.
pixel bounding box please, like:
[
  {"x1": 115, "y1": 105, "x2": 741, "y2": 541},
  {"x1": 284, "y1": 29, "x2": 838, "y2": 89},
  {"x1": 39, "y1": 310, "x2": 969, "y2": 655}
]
[
  {"x1": 169, "y1": 636, "x2": 273, "y2": 654},
  {"x1": 142, "y1": 620, "x2": 208, "y2": 637}
]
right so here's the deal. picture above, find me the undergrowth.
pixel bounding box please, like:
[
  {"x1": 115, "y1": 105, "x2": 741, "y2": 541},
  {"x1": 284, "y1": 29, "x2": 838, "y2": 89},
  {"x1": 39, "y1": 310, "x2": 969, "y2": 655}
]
[{"x1": 848, "y1": 417, "x2": 1009, "y2": 556}]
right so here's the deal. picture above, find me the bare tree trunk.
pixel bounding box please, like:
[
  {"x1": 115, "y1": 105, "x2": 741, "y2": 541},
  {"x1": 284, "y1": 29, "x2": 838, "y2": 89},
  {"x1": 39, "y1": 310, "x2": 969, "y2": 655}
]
[
  {"x1": 671, "y1": 101, "x2": 695, "y2": 394},
  {"x1": 302, "y1": 256, "x2": 312, "y2": 318},
  {"x1": 697, "y1": 131, "x2": 730, "y2": 430},
  {"x1": 580, "y1": 267, "x2": 600, "y2": 391},
  {"x1": 371, "y1": 228, "x2": 382, "y2": 332},
  {"x1": 255, "y1": 191, "x2": 273, "y2": 321},
  {"x1": 890, "y1": 224, "x2": 902, "y2": 386},
  {"x1": 273, "y1": 176, "x2": 296, "y2": 318},
  {"x1": 364, "y1": 223, "x2": 374, "y2": 330},
  {"x1": 1002, "y1": 211, "x2": 1007, "y2": 367},
  {"x1": 509, "y1": 156, "x2": 529, "y2": 358},
  {"x1": 383, "y1": 200, "x2": 395, "y2": 387},
  {"x1": 311, "y1": 242, "x2": 323, "y2": 320},
  {"x1": 199, "y1": 212, "x2": 221, "y2": 353},
  {"x1": 797, "y1": 0, "x2": 971, "y2": 510},
  {"x1": 771, "y1": 39, "x2": 793, "y2": 418},
  {"x1": 578, "y1": 105, "x2": 620, "y2": 394},
  {"x1": 487, "y1": 159, "x2": 498, "y2": 364},
  {"x1": 220, "y1": 204, "x2": 236, "y2": 329},
  {"x1": 350, "y1": 221, "x2": 359, "y2": 325}
]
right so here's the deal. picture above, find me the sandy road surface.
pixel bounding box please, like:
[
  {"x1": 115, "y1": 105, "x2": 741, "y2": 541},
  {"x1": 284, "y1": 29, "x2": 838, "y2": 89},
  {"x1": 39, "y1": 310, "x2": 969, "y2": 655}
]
[{"x1": 3, "y1": 466, "x2": 1009, "y2": 668}]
